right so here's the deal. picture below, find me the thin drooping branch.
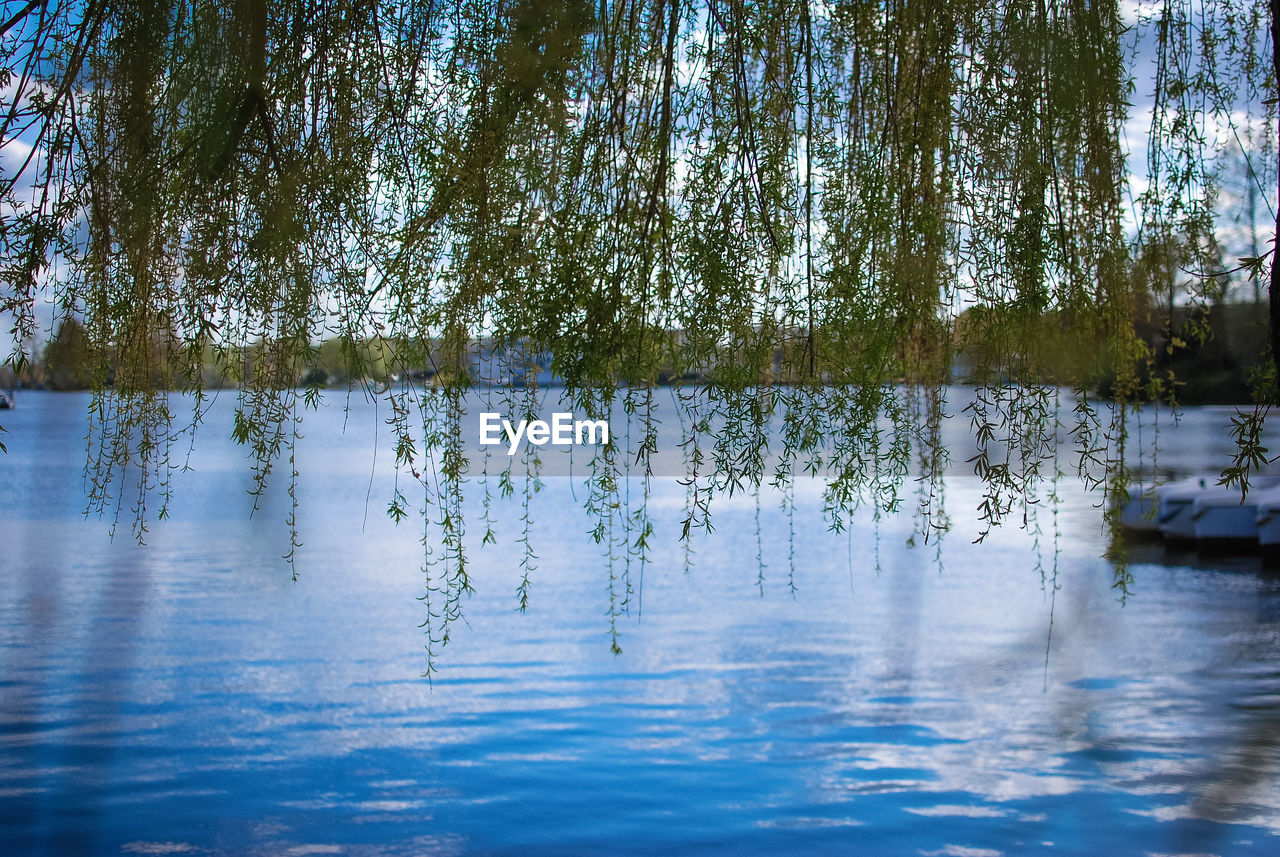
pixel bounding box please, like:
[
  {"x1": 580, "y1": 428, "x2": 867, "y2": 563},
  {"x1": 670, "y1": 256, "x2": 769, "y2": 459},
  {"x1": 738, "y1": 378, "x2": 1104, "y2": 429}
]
[
  {"x1": 0, "y1": 0, "x2": 47, "y2": 39},
  {"x1": 1270, "y1": 0, "x2": 1280, "y2": 381},
  {"x1": 0, "y1": 0, "x2": 1273, "y2": 660}
]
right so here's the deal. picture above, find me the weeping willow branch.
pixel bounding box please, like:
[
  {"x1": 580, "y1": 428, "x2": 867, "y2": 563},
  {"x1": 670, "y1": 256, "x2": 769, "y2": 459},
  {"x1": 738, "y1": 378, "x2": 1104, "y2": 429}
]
[{"x1": 1, "y1": 0, "x2": 1276, "y2": 660}]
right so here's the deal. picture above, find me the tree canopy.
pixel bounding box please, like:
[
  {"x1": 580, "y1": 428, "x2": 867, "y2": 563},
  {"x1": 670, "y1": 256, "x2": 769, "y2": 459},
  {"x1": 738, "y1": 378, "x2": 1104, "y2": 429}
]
[{"x1": 1, "y1": 0, "x2": 1277, "y2": 661}]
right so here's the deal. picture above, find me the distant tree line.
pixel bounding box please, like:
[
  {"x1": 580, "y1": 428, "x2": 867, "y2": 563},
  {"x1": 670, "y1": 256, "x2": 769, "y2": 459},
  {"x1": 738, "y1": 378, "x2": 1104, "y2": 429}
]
[{"x1": 5, "y1": 301, "x2": 1268, "y2": 406}]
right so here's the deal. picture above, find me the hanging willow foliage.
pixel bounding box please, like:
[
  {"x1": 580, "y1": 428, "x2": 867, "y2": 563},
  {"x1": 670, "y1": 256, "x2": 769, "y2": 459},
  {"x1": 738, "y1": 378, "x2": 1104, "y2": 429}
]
[{"x1": 1, "y1": 0, "x2": 1276, "y2": 664}]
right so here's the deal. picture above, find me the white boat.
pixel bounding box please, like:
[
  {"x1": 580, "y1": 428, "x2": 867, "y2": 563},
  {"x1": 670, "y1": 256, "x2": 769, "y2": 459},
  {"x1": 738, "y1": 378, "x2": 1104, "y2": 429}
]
[
  {"x1": 1117, "y1": 484, "x2": 1165, "y2": 535},
  {"x1": 1116, "y1": 475, "x2": 1203, "y2": 537},
  {"x1": 1253, "y1": 486, "x2": 1280, "y2": 557},
  {"x1": 1190, "y1": 477, "x2": 1280, "y2": 549},
  {"x1": 1156, "y1": 477, "x2": 1213, "y2": 544},
  {"x1": 1118, "y1": 476, "x2": 1208, "y2": 535}
]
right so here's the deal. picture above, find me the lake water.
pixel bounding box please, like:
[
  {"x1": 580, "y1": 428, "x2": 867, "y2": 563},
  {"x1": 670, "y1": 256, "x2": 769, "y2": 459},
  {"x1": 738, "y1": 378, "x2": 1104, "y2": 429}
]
[{"x1": 1, "y1": 390, "x2": 1278, "y2": 855}]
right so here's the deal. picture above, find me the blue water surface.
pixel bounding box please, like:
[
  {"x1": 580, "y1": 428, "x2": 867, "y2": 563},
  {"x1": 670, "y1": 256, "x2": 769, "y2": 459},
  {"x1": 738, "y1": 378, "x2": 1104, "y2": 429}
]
[{"x1": 1, "y1": 391, "x2": 1278, "y2": 855}]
